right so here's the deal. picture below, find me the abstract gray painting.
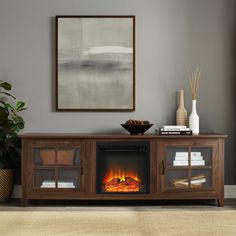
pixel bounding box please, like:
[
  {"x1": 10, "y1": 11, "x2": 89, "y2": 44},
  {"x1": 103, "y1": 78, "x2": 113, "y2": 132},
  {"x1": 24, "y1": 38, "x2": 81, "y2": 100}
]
[{"x1": 56, "y1": 16, "x2": 135, "y2": 111}]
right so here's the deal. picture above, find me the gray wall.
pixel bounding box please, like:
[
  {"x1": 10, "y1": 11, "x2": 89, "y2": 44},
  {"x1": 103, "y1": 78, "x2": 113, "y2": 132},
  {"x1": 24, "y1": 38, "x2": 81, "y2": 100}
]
[{"x1": 0, "y1": 0, "x2": 236, "y2": 184}]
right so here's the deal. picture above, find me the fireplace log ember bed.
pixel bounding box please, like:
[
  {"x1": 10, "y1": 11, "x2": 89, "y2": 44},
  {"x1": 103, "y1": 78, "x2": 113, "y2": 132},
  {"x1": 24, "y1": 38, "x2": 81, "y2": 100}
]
[
  {"x1": 103, "y1": 169, "x2": 144, "y2": 193},
  {"x1": 104, "y1": 177, "x2": 144, "y2": 192},
  {"x1": 97, "y1": 141, "x2": 149, "y2": 194}
]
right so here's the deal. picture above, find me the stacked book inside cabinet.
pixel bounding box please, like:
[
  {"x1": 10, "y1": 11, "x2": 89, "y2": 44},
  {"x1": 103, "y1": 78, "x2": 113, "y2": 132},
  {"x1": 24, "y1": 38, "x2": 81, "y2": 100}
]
[
  {"x1": 171, "y1": 151, "x2": 207, "y2": 188},
  {"x1": 173, "y1": 151, "x2": 205, "y2": 166},
  {"x1": 41, "y1": 180, "x2": 76, "y2": 188}
]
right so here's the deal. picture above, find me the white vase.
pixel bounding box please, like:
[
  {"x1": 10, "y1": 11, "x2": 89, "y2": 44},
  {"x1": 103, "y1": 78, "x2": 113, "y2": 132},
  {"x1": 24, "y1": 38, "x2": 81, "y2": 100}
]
[
  {"x1": 176, "y1": 90, "x2": 187, "y2": 126},
  {"x1": 189, "y1": 100, "x2": 199, "y2": 134}
]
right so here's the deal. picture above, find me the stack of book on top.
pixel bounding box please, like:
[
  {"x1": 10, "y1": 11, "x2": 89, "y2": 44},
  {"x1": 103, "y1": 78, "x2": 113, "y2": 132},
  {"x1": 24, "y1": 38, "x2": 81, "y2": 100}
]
[
  {"x1": 173, "y1": 174, "x2": 206, "y2": 188},
  {"x1": 173, "y1": 151, "x2": 205, "y2": 166},
  {"x1": 158, "y1": 126, "x2": 192, "y2": 135},
  {"x1": 41, "y1": 180, "x2": 75, "y2": 188}
]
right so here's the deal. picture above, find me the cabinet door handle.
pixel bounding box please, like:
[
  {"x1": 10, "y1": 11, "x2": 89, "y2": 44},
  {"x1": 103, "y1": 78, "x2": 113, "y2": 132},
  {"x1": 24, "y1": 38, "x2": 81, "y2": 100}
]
[
  {"x1": 161, "y1": 160, "x2": 165, "y2": 175},
  {"x1": 80, "y1": 160, "x2": 83, "y2": 175}
]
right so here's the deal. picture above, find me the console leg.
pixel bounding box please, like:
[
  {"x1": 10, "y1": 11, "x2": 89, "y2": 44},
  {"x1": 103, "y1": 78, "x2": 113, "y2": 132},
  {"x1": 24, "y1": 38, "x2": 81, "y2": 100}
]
[
  {"x1": 21, "y1": 197, "x2": 28, "y2": 207},
  {"x1": 217, "y1": 198, "x2": 224, "y2": 207}
]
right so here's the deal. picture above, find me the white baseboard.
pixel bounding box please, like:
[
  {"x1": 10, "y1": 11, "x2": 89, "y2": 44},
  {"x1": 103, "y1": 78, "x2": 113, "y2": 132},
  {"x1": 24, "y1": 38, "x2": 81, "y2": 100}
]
[
  {"x1": 224, "y1": 185, "x2": 236, "y2": 198},
  {"x1": 11, "y1": 185, "x2": 236, "y2": 199},
  {"x1": 12, "y1": 185, "x2": 22, "y2": 198}
]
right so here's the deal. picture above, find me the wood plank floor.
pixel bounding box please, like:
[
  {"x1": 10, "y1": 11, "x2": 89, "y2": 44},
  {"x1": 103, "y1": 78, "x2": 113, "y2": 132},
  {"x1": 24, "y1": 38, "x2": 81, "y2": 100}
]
[{"x1": 1, "y1": 199, "x2": 236, "y2": 211}]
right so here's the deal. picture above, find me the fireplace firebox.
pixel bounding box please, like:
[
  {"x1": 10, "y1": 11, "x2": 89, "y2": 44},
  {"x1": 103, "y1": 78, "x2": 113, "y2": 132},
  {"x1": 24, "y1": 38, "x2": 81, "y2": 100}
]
[{"x1": 96, "y1": 141, "x2": 150, "y2": 194}]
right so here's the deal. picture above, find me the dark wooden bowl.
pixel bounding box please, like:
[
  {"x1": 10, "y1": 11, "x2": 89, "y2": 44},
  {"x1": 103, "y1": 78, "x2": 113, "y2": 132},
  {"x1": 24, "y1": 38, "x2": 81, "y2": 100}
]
[{"x1": 121, "y1": 124, "x2": 153, "y2": 135}]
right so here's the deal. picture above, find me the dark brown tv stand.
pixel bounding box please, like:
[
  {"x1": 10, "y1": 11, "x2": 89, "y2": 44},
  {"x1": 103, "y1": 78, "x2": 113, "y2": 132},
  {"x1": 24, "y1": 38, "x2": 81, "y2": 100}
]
[{"x1": 21, "y1": 133, "x2": 227, "y2": 206}]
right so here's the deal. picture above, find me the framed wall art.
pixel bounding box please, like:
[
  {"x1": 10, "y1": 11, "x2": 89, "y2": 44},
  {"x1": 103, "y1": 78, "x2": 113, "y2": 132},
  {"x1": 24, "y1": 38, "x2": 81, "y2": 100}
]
[{"x1": 56, "y1": 15, "x2": 135, "y2": 111}]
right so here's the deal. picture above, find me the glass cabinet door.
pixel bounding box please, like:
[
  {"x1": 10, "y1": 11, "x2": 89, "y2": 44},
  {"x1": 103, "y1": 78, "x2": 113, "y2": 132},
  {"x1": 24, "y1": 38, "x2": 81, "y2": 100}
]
[
  {"x1": 33, "y1": 145, "x2": 84, "y2": 190},
  {"x1": 162, "y1": 145, "x2": 214, "y2": 192}
]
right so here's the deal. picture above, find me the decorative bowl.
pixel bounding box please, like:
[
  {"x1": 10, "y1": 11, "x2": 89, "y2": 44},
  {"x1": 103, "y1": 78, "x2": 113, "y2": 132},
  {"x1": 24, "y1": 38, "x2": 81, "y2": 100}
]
[{"x1": 121, "y1": 124, "x2": 153, "y2": 135}]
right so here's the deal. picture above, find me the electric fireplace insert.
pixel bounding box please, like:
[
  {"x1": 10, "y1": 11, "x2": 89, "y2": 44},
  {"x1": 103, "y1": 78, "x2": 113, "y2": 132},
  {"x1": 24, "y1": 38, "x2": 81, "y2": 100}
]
[{"x1": 96, "y1": 141, "x2": 150, "y2": 194}]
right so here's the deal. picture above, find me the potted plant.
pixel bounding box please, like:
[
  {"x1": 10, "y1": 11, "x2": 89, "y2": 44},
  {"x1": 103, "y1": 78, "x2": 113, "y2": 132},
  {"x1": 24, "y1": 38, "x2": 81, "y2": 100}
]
[{"x1": 0, "y1": 80, "x2": 26, "y2": 202}]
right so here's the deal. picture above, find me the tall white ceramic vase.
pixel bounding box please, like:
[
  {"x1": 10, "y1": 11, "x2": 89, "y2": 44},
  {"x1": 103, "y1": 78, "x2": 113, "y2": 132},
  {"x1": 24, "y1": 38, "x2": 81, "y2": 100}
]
[{"x1": 189, "y1": 100, "x2": 199, "y2": 134}]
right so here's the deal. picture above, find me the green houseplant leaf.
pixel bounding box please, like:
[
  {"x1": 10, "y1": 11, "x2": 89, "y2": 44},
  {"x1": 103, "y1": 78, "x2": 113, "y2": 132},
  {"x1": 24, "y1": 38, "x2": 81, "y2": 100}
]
[
  {"x1": 16, "y1": 101, "x2": 26, "y2": 112},
  {"x1": 0, "y1": 80, "x2": 26, "y2": 170},
  {"x1": 0, "y1": 106, "x2": 7, "y2": 125},
  {"x1": 0, "y1": 81, "x2": 11, "y2": 91}
]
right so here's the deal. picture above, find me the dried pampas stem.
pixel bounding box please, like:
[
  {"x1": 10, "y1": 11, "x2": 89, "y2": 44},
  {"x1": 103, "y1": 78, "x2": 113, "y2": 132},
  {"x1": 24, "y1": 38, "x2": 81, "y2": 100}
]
[{"x1": 188, "y1": 67, "x2": 201, "y2": 100}]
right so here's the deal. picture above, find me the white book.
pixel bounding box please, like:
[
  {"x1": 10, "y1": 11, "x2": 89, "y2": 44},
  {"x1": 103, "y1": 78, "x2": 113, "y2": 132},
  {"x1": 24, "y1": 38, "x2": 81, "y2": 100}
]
[
  {"x1": 191, "y1": 160, "x2": 205, "y2": 166},
  {"x1": 174, "y1": 156, "x2": 188, "y2": 161},
  {"x1": 41, "y1": 186, "x2": 55, "y2": 188},
  {"x1": 175, "y1": 152, "x2": 202, "y2": 157},
  {"x1": 41, "y1": 184, "x2": 55, "y2": 186},
  {"x1": 41, "y1": 181, "x2": 55, "y2": 188},
  {"x1": 41, "y1": 183, "x2": 56, "y2": 188},
  {"x1": 58, "y1": 185, "x2": 75, "y2": 189},
  {"x1": 173, "y1": 161, "x2": 188, "y2": 166},
  {"x1": 42, "y1": 183, "x2": 55, "y2": 186},
  {"x1": 191, "y1": 152, "x2": 202, "y2": 157},
  {"x1": 191, "y1": 156, "x2": 203, "y2": 161},
  {"x1": 175, "y1": 156, "x2": 203, "y2": 161},
  {"x1": 57, "y1": 181, "x2": 75, "y2": 188},
  {"x1": 41, "y1": 180, "x2": 75, "y2": 188},
  {"x1": 173, "y1": 160, "x2": 205, "y2": 166},
  {"x1": 41, "y1": 185, "x2": 75, "y2": 188},
  {"x1": 58, "y1": 183, "x2": 74, "y2": 186},
  {"x1": 162, "y1": 128, "x2": 191, "y2": 131},
  {"x1": 191, "y1": 178, "x2": 206, "y2": 184},
  {"x1": 163, "y1": 125, "x2": 187, "y2": 129},
  {"x1": 42, "y1": 184, "x2": 75, "y2": 187},
  {"x1": 58, "y1": 184, "x2": 75, "y2": 187},
  {"x1": 42, "y1": 180, "x2": 55, "y2": 184},
  {"x1": 58, "y1": 181, "x2": 74, "y2": 184},
  {"x1": 175, "y1": 152, "x2": 188, "y2": 157}
]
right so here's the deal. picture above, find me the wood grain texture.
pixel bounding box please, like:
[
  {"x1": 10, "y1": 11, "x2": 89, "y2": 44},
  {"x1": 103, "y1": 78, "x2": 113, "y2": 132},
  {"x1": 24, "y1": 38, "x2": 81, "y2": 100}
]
[{"x1": 21, "y1": 134, "x2": 227, "y2": 206}]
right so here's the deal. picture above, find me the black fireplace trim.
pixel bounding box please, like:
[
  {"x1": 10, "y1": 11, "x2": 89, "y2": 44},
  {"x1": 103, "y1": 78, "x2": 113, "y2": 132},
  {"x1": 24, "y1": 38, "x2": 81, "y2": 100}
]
[{"x1": 96, "y1": 141, "x2": 150, "y2": 194}]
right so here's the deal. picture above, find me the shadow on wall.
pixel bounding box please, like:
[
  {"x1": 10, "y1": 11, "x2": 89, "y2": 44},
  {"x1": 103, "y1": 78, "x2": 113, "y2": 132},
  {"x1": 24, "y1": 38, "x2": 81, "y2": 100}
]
[
  {"x1": 225, "y1": 8, "x2": 236, "y2": 184},
  {"x1": 50, "y1": 17, "x2": 56, "y2": 112}
]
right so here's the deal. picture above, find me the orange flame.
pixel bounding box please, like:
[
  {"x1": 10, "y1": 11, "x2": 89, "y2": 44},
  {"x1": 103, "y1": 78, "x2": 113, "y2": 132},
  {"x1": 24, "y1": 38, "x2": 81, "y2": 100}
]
[
  {"x1": 103, "y1": 168, "x2": 140, "y2": 183},
  {"x1": 102, "y1": 168, "x2": 143, "y2": 192}
]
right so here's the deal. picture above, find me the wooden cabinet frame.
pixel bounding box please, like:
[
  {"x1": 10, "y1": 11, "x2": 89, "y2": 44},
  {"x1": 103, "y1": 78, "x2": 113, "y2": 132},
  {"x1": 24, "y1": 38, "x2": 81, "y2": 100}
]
[
  {"x1": 21, "y1": 134, "x2": 226, "y2": 206},
  {"x1": 157, "y1": 139, "x2": 218, "y2": 195}
]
